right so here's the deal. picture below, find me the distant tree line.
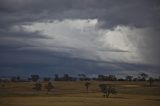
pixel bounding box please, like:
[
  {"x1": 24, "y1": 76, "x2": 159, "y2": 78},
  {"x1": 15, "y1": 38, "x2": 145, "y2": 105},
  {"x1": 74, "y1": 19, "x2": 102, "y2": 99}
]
[
  {"x1": 54, "y1": 74, "x2": 77, "y2": 81},
  {"x1": 0, "y1": 73, "x2": 160, "y2": 83}
]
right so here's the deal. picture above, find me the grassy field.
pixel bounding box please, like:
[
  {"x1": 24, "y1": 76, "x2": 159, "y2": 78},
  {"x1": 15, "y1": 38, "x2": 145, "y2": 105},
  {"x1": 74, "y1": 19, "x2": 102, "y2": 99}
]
[{"x1": 0, "y1": 81, "x2": 160, "y2": 106}]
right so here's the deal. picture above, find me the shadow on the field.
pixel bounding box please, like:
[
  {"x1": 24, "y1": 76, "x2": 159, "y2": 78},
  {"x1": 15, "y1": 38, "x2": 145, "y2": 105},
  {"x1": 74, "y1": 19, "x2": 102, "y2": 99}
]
[
  {"x1": 145, "y1": 99, "x2": 160, "y2": 101},
  {"x1": 110, "y1": 96, "x2": 129, "y2": 99}
]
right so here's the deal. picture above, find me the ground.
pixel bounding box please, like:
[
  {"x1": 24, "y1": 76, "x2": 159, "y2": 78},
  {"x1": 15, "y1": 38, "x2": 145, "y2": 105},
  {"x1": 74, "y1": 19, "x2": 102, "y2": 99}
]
[{"x1": 0, "y1": 81, "x2": 160, "y2": 106}]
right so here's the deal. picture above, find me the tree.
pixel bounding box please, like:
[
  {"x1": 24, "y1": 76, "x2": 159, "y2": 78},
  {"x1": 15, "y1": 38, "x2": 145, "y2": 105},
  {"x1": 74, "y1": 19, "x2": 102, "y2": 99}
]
[
  {"x1": 108, "y1": 75, "x2": 117, "y2": 81},
  {"x1": 54, "y1": 74, "x2": 59, "y2": 81},
  {"x1": 97, "y1": 75, "x2": 104, "y2": 81},
  {"x1": 1, "y1": 82, "x2": 5, "y2": 88},
  {"x1": 43, "y1": 77, "x2": 51, "y2": 82},
  {"x1": 63, "y1": 74, "x2": 70, "y2": 81},
  {"x1": 148, "y1": 77, "x2": 154, "y2": 87},
  {"x1": 33, "y1": 82, "x2": 42, "y2": 91},
  {"x1": 97, "y1": 75, "x2": 117, "y2": 81},
  {"x1": 125, "y1": 76, "x2": 133, "y2": 81},
  {"x1": 31, "y1": 75, "x2": 39, "y2": 82},
  {"x1": 11, "y1": 77, "x2": 17, "y2": 82},
  {"x1": 84, "y1": 82, "x2": 91, "y2": 93},
  {"x1": 139, "y1": 73, "x2": 148, "y2": 81},
  {"x1": 99, "y1": 84, "x2": 117, "y2": 98},
  {"x1": 78, "y1": 74, "x2": 89, "y2": 81},
  {"x1": 10, "y1": 76, "x2": 21, "y2": 82},
  {"x1": 16, "y1": 76, "x2": 20, "y2": 81},
  {"x1": 45, "y1": 82, "x2": 54, "y2": 93}
]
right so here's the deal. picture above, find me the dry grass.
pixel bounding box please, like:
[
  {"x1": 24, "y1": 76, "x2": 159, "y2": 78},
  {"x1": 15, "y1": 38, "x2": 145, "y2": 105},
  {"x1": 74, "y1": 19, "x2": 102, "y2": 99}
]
[
  {"x1": 0, "y1": 95, "x2": 160, "y2": 106},
  {"x1": 0, "y1": 81, "x2": 160, "y2": 106}
]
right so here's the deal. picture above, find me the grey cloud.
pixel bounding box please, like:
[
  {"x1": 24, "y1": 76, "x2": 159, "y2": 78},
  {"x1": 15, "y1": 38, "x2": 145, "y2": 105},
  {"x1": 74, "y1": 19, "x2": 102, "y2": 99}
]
[
  {"x1": 0, "y1": 47, "x2": 159, "y2": 77},
  {"x1": 0, "y1": 0, "x2": 159, "y2": 28},
  {"x1": 0, "y1": 0, "x2": 160, "y2": 76}
]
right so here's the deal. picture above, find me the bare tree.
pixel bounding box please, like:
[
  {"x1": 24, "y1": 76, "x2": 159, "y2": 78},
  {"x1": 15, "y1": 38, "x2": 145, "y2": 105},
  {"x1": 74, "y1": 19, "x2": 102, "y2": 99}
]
[
  {"x1": 148, "y1": 77, "x2": 154, "y2": 87},
  {"x1": 84, "y1": 82, "x2": 91, "y2": 93}
]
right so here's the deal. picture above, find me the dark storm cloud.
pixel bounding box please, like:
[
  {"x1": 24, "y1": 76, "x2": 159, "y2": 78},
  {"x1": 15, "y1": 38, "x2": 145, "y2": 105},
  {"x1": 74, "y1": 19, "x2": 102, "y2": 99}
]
[
  {"x1": 0, "y1": 0, "x2": 160, "y2": 76},
  {"x1": 0, "y1": 0, "x2": 159, "y2": 28},
  {"x1": 0, "y1": 26, "x2": 51, "y2": 52},
  {"x1": 0, "y1": 47, "x2": 159, "y2": 77}
]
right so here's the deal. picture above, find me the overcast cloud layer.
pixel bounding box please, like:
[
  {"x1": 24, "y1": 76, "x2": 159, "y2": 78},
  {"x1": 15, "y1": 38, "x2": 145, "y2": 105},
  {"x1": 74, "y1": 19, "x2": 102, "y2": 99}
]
[{"x1": 0, "y1": 0, "x2": 160, "y2": 77}]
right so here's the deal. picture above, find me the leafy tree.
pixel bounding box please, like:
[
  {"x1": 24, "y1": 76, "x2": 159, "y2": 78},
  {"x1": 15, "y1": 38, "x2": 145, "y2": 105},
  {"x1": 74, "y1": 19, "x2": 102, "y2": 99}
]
[
  {"x1": 139, "y1": 73, "x2": 148, "y2": 81},
  {"x1": 45, "y1": 82, "x2": 54, "y2": 93},
  {"x1": 84, "y1": 82, "x2": 91, "y2": 93},
  {"x1": 33, "y1": 82, "x2": 42, "y2": 91},
  {"x1": 99, "y1": 84, "x2": 117, "y2": 98},
  {"x1": 125, "y1": 76, "x2": 133, "y2": 81}
]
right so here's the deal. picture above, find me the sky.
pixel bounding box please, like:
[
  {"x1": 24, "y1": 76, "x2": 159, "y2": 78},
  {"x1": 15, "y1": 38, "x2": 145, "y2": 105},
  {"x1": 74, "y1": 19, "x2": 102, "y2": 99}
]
[{"x1": 0, "y1": 0, "x2": 160, "y2": 77}]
